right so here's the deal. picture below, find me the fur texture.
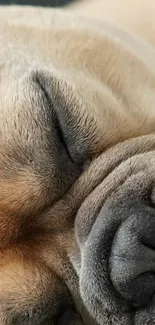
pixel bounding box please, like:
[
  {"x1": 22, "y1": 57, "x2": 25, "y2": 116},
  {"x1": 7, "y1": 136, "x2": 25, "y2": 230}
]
[{"x1": 0, "y1": 5, "x2": 155, "y2": 325}]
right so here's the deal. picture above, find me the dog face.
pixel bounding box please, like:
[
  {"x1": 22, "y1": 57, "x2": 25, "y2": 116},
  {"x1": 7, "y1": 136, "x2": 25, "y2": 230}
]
[
  {"x1": 0, "y1": 67, "x2": 82, "y2": 324},
  {"x1": 1, "y1": 6, "x2": 155, "y2": 325}
]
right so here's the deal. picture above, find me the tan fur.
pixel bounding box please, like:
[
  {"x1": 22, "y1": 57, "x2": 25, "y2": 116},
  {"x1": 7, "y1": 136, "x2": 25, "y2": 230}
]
[
  {"x1": 67, "y1": 0, "x2": 155, "y2": 47},
  {"x1": 0, "y1": 5, "x2": 155, "y2": 325}
]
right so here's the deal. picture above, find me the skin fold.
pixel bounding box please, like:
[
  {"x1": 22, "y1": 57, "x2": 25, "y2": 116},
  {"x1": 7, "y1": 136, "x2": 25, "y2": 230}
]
[{"x1": 0, "y1": 4, "x2": 155, "y2": 325}]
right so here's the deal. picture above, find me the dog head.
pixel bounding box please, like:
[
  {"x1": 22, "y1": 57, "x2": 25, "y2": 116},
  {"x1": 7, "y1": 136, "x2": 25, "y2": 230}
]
[{"x1": 1, "y1": 6, "x2": 155, "y2": 325}]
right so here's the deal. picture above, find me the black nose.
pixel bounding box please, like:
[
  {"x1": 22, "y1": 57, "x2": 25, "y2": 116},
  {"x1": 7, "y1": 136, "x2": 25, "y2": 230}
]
[{"x1": 110, "y1": 203, "x2": 155, "y2": 307}]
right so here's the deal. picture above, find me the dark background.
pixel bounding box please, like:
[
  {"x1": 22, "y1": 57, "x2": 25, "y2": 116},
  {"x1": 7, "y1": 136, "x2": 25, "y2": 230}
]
[{"x1": 0, "y1": 0, "x2": 74, "y2": 6}]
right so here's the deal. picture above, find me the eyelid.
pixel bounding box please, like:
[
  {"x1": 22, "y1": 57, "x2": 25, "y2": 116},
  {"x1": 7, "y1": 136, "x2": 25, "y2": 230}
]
[{"x1": 55, "y1": 117, "x2": 74, "y2": 163}]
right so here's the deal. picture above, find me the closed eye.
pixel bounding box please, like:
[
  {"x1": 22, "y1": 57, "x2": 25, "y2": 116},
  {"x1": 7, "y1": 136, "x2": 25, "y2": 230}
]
[{"x1": 34, "y1": 72, "x2": 74, "y2": 164}]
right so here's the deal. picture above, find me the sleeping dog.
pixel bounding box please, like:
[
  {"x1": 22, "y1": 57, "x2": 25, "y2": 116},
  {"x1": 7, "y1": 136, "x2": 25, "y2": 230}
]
[{"x1": 1, "y1": 5, "x2": 155, "y2": 325}]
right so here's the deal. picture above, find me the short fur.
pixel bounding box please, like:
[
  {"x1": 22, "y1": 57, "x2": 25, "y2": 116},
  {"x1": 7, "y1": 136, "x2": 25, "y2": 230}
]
[{"x1": 0, "y1": 5, "x2": 155, "y2": 325}]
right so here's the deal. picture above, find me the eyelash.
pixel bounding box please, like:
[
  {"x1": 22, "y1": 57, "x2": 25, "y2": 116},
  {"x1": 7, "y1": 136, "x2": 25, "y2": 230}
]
[{"x1": 24, "y1": 307, "x2": 38, "y2": 319}]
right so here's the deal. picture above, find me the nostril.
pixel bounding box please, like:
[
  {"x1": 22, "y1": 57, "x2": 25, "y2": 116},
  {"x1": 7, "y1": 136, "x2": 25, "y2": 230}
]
[
  {"x1": 109, "y1": 206, "x2": 155, "y2": 308},
  {"x1": 132, "y1": 273, "x2": 155, "y2": 307},
  {"x1": 110, "y1": 257, "x2": 155, "y2": 307}
]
